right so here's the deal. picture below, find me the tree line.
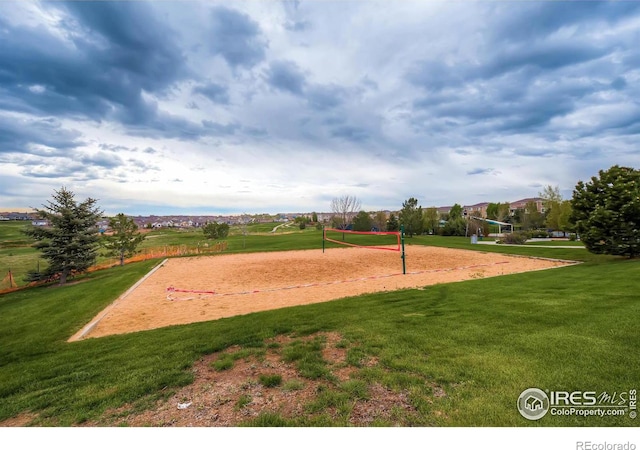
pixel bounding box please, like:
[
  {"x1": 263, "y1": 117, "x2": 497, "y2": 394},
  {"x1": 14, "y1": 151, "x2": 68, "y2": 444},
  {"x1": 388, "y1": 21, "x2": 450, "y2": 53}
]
[
  {"x1": 330, "y1": 165, "x2": 639, "y2": 258},
  {"x1": 329, "y1": 193, "x2": 561, "y2": 238}
]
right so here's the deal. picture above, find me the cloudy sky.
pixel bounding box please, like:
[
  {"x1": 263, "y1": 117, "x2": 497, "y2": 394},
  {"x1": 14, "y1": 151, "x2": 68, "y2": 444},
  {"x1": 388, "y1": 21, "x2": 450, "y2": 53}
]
[{"x1": 1, "y1": 1, "x2": 639, "y2": 215}]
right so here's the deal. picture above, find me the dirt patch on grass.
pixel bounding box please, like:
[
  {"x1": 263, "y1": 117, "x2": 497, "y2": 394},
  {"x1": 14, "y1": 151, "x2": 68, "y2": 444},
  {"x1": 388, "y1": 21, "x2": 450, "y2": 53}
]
[
  {"x1": 83, "y1": 332, "x2": 425, "y2": 427},
  {"x1": 0, "y1": 412, "x2": 38, "y2": 427},
  {"x1": 71, "y1": 246, "x2": 574, "y2": 340}
]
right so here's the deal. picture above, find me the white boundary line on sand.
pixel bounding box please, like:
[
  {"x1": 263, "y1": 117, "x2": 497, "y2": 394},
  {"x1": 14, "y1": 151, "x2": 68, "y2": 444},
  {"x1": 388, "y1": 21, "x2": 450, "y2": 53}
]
[{"x1": 67, "y1": 259, "x2": 169, "y2": 342}]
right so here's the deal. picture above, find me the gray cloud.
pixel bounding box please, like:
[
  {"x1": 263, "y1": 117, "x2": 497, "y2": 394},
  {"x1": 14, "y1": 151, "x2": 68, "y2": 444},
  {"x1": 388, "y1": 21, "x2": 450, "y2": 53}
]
[
  {"x1": 489, "y1": 1, "x2": 640, "y2": 44},
  {"x1": 79, "y1": 152, "x2": 124, "y2": 169},
  {"x1": 330, "y1": 125, "x2": 369, "y2": 142},
  {"x1": 201, "y1": 120, "x2": 240, "y2": 135},
  {"x1": 0, "y1": 1, "x2": 195, "y2": 146},
  {"x1": 0, "y1": 116, "x2": 83, "y2": 155},
  {"x1": 265, "y1": 60, "x2": 307, "y2": 96},
  {"x1": 282, "y1": 0, "x2": 311, "y2": 32},
  {"x1": 193, "y1": 83, "x2": 230, "y2": 104},
  {"x1": 307, "y1": 85, "x2": 345, "y2": 111},
  {"x1": 467, "y1": 168, "x2": 495, "y2": 176},
  {"x1": 208, "y1": 6, "x2": 267, "y2": 69}
]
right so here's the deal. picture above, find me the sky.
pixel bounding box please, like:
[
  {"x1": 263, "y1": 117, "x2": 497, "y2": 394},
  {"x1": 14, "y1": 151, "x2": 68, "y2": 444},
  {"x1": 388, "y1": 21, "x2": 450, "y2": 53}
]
[{"x1": 0, "y1": 0, "x2": 639, "y2": 216}]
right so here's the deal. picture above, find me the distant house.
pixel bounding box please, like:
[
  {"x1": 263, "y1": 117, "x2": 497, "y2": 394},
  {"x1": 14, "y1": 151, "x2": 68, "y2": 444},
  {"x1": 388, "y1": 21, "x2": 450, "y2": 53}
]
[
  {"x1": 509, "y1": 197, "x2": 545, "y2": 214},
  {"x1": 463, "y1": 202, "x2": 490, "y2": 218},
  {"x1": 7, "y1": 213, "x2": 31, "y2": 221},
  {"x1": 31, "y1": 220, "x2": 48, "y2": 227}
]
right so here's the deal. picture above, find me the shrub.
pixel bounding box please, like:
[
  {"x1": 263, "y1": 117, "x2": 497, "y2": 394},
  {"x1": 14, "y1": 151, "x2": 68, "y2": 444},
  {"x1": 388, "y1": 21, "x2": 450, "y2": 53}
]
[
  {"x1": 440, "y1": 218, "x2": 466, "y2": 236},
  {"x1": 502, "y1": 231, "x2": 529, "y2": 245}
]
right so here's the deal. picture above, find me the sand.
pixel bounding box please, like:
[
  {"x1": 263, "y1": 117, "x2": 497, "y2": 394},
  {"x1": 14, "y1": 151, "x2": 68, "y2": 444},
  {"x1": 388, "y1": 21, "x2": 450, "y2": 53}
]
[{"x1": 69, "y1": 245, "x2": 574, "y2": 341}]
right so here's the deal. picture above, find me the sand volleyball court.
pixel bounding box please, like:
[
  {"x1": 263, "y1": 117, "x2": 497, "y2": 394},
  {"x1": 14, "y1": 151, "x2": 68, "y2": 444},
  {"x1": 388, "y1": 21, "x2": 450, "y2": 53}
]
[{"x1": 69, "y1": 246, "x2": 574, "y2": 340}]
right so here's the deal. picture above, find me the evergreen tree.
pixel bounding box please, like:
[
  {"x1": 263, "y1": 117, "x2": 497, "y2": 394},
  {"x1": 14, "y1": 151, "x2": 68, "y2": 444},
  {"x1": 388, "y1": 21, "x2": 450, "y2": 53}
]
[
  {"x1": 399, "y1": 197, "x2": 424, "y2": 237},
  {"x1": 386, "y1": 213, "x2": 399, "y2": 232},
  {"x1": 352, "y1": 211, "x2": 373, "y2": 231},
  {"x1": 449, "y1": 203, "x2": 463, "y2": 220},
  {"x1": 571, "y1": 165, "x2": 640, "y2": 258},
  {"x1": 24, "y1": 187, "x2": 103, "y2": 285}
]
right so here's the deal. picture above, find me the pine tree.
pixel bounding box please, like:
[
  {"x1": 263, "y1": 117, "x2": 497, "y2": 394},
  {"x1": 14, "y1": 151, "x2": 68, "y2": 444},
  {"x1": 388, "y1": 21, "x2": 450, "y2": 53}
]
[
  {"x1": 571, "y1": 165, "x2": 640, "y2": 258},
  {"x1": 399, "y1": 197, "x2": 423, "y2": 237},
  {"x1": 24, "y1": 187, "x2": 103, "y2": 285},
  {"x1": 386, "y1": 213, "x2": 399, "y2": 232}
]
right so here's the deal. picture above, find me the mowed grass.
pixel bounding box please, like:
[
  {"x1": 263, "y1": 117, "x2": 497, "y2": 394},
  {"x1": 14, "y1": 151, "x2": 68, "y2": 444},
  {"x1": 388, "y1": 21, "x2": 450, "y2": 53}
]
[
  {"x1": 0, "y1": 231, "x2": 638, "y2": 426},
  {"x1": 0, "y1": 222, "x2": 45, "y2": 288},
  {"x1": 0, "y1": 221, "x2": 323, "y2": 287}
]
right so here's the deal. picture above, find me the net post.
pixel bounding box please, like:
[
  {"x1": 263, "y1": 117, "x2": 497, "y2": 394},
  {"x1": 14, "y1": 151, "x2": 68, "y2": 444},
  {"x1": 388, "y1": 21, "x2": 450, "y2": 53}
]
[
  {"x1": 322, "y1": 225, "x2": 325, "y2": 253},
  {"x1": 400, "y1": 225, "x2": 406, "y2": 274}
]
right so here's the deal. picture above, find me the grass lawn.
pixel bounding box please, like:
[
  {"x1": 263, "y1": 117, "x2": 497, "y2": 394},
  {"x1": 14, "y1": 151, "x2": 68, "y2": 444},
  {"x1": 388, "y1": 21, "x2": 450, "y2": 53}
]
[
  {"x1": 0, "y1": 231, "x2": 638, "y2": 427},
  {"x1": 1, "y1": 222, "x2": 324, "y2": 287}
]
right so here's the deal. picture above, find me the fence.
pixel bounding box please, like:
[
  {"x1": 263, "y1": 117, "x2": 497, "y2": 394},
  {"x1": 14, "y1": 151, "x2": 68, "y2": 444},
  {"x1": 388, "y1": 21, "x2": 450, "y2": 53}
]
[
  {"x1": 0, "y1": 270, "x2": 19, "y2": 292},
  {"x1": 0, "y1": 242, "x2": 228, "y2": 294},
  {"x1": 88, "y1": 242, "x2": 228, "y2": 271}
]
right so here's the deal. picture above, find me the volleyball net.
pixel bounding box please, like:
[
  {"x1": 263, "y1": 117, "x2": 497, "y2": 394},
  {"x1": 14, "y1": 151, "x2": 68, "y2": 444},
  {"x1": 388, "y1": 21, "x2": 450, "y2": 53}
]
[
  {"x1": 323, "y1": 226, "x2": 406, "y2": 273},
  {"x1": 323, "y1": 227, "x2": 401, "y2": 252}
]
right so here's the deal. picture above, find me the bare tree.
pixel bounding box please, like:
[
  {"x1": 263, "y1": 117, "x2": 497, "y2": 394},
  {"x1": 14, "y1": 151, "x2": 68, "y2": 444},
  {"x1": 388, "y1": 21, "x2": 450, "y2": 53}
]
[{"x1": 330, "y1": 195, "x2": 362, "y2": 229}]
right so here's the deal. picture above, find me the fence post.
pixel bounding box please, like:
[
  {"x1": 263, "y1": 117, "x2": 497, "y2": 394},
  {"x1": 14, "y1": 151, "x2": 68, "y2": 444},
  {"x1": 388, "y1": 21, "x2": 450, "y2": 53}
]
[{"x1": 400, "y1": 225, "x2": 406, "y2": 275}]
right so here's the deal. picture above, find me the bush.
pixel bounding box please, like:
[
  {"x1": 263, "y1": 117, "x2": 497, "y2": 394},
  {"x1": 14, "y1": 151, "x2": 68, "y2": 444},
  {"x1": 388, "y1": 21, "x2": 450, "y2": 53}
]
[
  {"x1": 501, "y1": 231, "x2": 529, "y2": 245},
  {"x1": 440, "y1": 218, "x2": 466, "y2": 236}
]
